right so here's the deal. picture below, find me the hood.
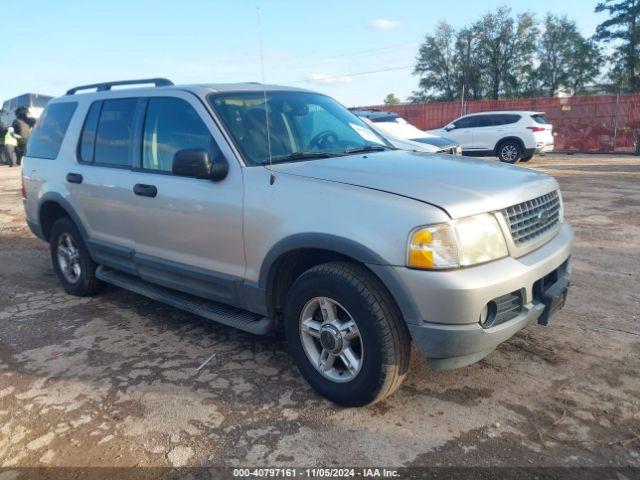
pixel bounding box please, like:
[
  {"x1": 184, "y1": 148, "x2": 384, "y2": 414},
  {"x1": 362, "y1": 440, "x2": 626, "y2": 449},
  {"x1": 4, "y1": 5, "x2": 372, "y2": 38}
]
[
  {"x1": 426, "y1": 128, "x2": 449, "y2": 136},
  {"x1": 362, "y1": 119, "x2": 439, "y2": 153},
  {"x1": 374, "y1": 121, "x2": 431, "y2": 140},
  {"x1": 272, "y1": 150, "x2": 558, "y2": 219},
  {"x1": 410, "y1": 136, "x2": 458, "y2": 149},
  {"x1": 387, "y1": 136, "x2": 439, "y2": 153}
]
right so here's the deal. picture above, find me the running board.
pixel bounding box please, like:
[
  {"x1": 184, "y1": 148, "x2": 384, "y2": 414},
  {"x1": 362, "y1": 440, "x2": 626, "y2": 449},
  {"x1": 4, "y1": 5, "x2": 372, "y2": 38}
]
[{"x1": 96, "y1": 266, "x2": 274, "y2": 335}]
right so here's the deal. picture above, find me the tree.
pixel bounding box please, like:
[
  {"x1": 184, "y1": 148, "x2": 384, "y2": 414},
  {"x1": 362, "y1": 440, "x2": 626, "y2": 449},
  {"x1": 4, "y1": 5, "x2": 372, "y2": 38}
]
[
  {"x1": 567, "y1": 37, "x2": 603, "y2": 94},
  {"x1": 594, "y1": 0, "x2": 640, "y2": 92},
  {"x1": 412, "y1": 21, "x2": 462, "y2": 101},
  {"x1": 537, "y1": 14, "x2": 602, "y2": 96},
  {"x1": 410, "y1": 7, "x2": 603, "y2": 101},
  {"x1": 472, "y1": 7, "x2": 538, "y2": 99},
  {"x1": 383, "y1": 93, "x2": 401, "y2": 105}
]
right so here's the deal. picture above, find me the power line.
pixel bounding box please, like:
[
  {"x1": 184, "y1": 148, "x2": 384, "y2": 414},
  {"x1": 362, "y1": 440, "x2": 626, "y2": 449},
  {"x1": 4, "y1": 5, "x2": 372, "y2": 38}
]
[
  {"x1": 291, "y1": 65, "x2": 414, "y2": 84},
  {"x1": 311, "y1": 43, "x2": 418, "y2": 63},
  {"x1": 265, "y1": 42, "x2": 419, "y2": 69}
]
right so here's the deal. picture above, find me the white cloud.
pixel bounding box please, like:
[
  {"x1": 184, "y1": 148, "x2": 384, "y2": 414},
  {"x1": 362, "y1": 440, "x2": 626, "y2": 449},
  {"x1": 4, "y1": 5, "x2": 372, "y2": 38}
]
[
  {"x1": 368, "y1": 19, "x2": 400, "y2": 30},
  {"x1": 306, "y1": 73, "x2": 353, "y2": 85}
]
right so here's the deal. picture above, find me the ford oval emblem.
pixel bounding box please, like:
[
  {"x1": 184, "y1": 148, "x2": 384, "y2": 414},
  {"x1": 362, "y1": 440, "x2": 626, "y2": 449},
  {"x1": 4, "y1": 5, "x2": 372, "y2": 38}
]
[{"x1": 536, "y1": 210, "x2": 549, "y2": 225}]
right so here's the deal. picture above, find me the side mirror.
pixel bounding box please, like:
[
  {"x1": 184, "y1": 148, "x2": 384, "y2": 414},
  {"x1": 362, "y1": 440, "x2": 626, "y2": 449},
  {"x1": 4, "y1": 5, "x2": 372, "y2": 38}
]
[
  {"x1": 444, "y1": 124, "x2": 455, "y2": 131},
  {"x1": 172, "y1": 148, "x2": 228, "y2": 181}
]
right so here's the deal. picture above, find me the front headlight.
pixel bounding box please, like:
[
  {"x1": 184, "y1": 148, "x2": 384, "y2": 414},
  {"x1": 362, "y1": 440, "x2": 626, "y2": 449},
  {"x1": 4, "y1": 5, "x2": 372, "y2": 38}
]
[{"x1": 407, "y1": 213, "x2": 508, "y2": 270}]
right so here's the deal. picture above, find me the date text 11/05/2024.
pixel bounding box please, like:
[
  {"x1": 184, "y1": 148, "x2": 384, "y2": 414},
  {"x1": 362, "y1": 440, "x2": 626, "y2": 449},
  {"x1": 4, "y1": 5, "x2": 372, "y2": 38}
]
[{"x1": 232, "y1": 468, "x2": 400, "y2": 477}]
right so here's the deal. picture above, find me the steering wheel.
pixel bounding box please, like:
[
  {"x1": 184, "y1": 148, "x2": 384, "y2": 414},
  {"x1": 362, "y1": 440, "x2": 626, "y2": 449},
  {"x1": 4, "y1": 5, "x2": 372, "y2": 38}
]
[{"x1": 308, "y1": 130, "x2": 339, "y2": 150}]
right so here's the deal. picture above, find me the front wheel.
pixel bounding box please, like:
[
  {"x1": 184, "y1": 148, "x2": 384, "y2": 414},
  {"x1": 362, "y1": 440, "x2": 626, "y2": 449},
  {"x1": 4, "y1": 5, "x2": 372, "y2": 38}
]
[
  {"x1": 520, "y1": 153, "x2": 534, "y2": 162},
  {"x1": 284, "y1": 262, "x2": 411, "y2": 407},
  {"x1": 497, "y1": 140, "x2": 523, "y2": 163}
]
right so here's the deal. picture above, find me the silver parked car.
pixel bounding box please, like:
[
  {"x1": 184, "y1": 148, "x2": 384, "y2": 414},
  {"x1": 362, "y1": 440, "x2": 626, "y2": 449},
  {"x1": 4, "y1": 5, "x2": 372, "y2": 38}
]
[{"x1": 22, "y1": 79, "x2": 572, "y2": 406}]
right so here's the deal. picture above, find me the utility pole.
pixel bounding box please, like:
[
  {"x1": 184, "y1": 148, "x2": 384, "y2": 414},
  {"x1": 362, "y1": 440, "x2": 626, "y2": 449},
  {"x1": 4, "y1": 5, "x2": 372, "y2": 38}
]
[{"x1": 461, "y1": 31, "x2": 472, "y2": 116}]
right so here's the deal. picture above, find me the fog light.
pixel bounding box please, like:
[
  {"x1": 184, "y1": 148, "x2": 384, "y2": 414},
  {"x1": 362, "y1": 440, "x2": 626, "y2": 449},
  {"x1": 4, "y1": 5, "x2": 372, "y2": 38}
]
[{"x1": 479, "y1": 301, "x2": 497, "y2": 328}]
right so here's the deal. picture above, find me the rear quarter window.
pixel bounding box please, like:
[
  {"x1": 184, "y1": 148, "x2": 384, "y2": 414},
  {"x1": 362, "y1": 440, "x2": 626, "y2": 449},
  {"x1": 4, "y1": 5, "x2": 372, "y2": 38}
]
[
  {"x1": 26, "y1": 102, "x2": 78, "y2": 159},
  {"x1": 78, "y1": 101, "x2": 102, "y2": 163},
  {"x1": 531, "y1": 114, "x2": 550, "y2": 124}
]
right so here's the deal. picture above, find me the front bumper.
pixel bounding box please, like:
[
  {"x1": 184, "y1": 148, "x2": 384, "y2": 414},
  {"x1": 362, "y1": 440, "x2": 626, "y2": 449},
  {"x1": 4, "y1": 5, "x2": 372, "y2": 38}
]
[
  {"x1": 376, "y1": 222, "x2": 573, "y2": 369},
  {"x1": 535, "y1": 143, "x2": 555, "y2": 153}
]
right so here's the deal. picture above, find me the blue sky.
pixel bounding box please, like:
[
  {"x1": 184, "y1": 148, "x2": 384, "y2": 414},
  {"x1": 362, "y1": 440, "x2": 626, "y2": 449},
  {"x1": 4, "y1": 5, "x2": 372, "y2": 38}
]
[{"x1": 1, "y1": 0, "x2": 607, "y2": 106}]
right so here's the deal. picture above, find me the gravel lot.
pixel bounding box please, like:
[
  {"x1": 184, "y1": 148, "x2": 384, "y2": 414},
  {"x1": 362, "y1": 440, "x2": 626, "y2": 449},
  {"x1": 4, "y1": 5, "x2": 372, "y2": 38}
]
[{"x1": 0, "y1": 154, "x2": 638, "y2": 468}]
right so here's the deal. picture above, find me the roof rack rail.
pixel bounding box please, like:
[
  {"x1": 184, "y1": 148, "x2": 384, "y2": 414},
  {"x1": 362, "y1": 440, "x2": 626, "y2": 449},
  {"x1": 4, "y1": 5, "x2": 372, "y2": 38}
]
[{"x1": 66, "y1": 78, "x2": 174, "y2": 95}]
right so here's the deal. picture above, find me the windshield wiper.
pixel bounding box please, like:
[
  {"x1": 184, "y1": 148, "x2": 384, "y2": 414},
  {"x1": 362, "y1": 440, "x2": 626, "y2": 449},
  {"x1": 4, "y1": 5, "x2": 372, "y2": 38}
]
[
  {"x1": 265, "y1": 151, "x2": 338, "y2": 164},
  {"x1": 343, "y1": 145, "x2": 390, "y2": 155}
]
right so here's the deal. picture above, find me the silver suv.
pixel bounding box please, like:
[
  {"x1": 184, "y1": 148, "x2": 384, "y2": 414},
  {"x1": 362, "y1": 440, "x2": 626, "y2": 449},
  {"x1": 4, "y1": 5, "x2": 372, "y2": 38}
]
[{"x1": 22, "y1": 79, "x2": 573, "y2": 407}]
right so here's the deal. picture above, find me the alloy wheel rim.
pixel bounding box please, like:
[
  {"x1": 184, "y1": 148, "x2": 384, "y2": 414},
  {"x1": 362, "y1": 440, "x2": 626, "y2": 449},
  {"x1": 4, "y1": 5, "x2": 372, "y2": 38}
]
[
  {"x1": 57, "y1": 233, "x2": 81, "y2": 284},
  {"x1": 502, "y1": 145, "x2": 518, "y2": 161},
  {"x1": 299, "y1": 296, "x2": 363, "y2": 383}
]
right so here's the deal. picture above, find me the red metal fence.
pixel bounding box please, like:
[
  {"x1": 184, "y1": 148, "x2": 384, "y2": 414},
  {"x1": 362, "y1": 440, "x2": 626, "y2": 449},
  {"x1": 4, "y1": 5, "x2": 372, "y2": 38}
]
[{"x1": 360, "y1": 94, "x2": 640, "y2": 153}]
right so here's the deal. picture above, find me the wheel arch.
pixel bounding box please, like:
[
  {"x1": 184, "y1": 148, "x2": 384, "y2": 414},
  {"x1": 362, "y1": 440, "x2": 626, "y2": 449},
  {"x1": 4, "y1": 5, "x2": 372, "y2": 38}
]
[
  {"x1": 494, "y1": 136, "x2": 525, "y2": 154},
  {"x1": 38, "y1": 193, "x2": 88, "y2": 242},
  {"x1": 258, "y1": 233, "x2": 421, "y2": 326}
]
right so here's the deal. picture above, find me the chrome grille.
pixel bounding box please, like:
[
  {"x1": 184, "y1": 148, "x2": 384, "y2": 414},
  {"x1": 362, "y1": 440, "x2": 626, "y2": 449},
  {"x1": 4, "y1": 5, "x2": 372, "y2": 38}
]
[{"x1": 503, "y1": 191, "x2": 561, "y2": 246}]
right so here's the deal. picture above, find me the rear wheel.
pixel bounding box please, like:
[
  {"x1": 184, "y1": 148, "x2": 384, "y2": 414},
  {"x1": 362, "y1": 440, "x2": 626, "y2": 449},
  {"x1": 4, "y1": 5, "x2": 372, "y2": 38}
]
[
  {"x1": 49, "y1": 217, "x2": 104, "y2": 296},
  {"x1": 497, "y1": 140, "x2": 523, "y2": 163},
  {"x1": 284, "y1": 262, "x2": 411, "y2": 407}
]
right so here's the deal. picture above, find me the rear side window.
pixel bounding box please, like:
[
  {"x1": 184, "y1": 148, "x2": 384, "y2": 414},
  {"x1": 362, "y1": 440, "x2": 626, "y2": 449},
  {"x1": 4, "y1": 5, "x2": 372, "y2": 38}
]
[
  {"x1": 79, "y1": 102, "x2": 102, "y2": 163},
  {"x1": 500, "y1": 114, "x2": 521, "y2": 125},
  {"x1": 531, "y1": 114, "x2": 549, "y2": 125},
  {"x1": 93, "y1": 98, "x2": 139, "y2": 166},
  {"x1": 26, "y1": 102, "x2": 77, "y2": 159},
  {"x1": 142, "y1": 97, "x2": 219, "y2": 173}
]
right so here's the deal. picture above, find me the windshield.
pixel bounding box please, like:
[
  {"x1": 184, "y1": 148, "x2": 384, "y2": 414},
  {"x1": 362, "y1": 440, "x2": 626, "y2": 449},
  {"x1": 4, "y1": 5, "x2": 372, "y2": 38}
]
[{"x1": 209, "y1": 91, "x2": 391, "y2": 165}]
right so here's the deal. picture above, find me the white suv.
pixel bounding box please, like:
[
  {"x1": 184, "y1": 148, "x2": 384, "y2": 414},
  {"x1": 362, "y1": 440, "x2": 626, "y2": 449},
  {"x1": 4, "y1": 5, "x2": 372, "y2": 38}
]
[{"x1": 428, "y1": 111, "x2": 554, "y2": 163}]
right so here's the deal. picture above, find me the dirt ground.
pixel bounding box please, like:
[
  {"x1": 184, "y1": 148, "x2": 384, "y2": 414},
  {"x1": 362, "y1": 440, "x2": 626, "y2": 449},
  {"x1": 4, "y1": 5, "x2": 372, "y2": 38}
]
[{"x1": 0, "y1": 154, "x2": 638, "y2": 469}]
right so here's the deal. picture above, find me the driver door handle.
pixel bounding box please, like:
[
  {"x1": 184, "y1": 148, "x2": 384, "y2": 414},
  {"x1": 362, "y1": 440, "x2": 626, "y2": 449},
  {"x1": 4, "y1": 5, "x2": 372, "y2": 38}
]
[{"x1": 133, "y1": 184, "x2": 157, "y2": 198}]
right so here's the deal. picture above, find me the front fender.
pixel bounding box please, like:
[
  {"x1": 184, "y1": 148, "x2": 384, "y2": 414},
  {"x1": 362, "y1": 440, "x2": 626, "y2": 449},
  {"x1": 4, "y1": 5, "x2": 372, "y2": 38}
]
[{"x1": 257, "y1": 233, "x2": 423, "y2": 325}]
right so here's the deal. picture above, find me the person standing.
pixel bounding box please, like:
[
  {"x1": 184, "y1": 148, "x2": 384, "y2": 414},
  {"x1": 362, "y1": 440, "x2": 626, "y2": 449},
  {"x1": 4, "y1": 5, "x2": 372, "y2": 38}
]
[
  {"x1": 3, "y1": 126, "x2": 19, "y2": 167},
  {"x1": 12, "y1": 107, "x2": 32, "y2": 165}
]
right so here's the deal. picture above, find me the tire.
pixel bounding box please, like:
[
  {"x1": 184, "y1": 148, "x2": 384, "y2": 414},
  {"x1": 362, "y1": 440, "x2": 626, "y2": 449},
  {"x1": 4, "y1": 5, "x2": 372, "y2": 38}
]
[
  {"x1": 284, "y1": 262, "x2": 411, "y2": 407},
  {"x1": 497, "y1": 140, "x2": 523, "y2": 163},
  {"x1": 49, "y1": 217, "x2": 104, "y2": 296},
  {"x1": 520, "y1": 153, "x2": 534, "y2": 162}
]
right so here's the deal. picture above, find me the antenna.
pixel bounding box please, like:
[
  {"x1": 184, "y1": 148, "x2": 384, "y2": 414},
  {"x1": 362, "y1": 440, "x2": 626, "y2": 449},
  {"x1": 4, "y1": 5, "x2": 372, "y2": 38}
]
[{"x1": 257, "y1": 7, "x2": 275, "y2": 184}]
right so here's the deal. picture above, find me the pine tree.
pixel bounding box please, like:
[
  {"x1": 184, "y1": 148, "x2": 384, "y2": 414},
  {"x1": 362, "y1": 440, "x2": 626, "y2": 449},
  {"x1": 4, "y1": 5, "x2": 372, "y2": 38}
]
[{"x1": 595, "y1": 0, "x2": 640, "y2": 92}]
